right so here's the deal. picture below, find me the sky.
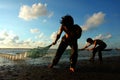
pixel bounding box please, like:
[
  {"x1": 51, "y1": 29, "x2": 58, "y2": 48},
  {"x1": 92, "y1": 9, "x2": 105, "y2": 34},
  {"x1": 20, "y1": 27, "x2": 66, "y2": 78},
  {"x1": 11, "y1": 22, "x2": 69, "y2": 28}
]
[{"x1": 0, "y1": 0, "x2": 120, "y2": 49}]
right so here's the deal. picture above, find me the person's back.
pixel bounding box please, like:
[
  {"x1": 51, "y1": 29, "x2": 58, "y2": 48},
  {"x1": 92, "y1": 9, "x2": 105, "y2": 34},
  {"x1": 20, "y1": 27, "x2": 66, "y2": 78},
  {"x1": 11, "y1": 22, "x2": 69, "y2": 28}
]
[
  {"x1": 71, "y1": 24, "x2": 82, "y2": 39},
  {"x1": 94, "y1": 39, "x2": 107, "y2": 47},
  {"x1": 61, "y1": 24, "x2": 82, "y2": 41}
]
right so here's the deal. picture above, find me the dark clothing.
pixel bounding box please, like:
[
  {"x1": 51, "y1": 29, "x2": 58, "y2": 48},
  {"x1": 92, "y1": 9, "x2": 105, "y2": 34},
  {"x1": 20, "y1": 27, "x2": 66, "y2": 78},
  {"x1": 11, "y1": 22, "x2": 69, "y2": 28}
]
[
  {"x1": 94, "y1": 39, "x2": 107, "y2": 47},
  {"x1": 91, "y1": 39, "x2": 107, "y2": 62},
  {"x1": 52, "y1": 35, "x2": 78, "y2": 68}
]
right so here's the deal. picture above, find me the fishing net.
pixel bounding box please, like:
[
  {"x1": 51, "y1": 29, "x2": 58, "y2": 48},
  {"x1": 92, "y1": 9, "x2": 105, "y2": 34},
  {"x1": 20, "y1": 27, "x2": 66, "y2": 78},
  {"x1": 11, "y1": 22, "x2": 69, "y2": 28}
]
[{"x1": 27, "y1": 44, "x2": 52, "y2": 58}]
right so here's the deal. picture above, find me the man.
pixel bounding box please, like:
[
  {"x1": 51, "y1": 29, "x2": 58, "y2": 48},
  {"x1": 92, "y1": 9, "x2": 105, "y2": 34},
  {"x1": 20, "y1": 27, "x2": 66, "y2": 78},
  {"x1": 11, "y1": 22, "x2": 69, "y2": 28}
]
[
  {"x1": 81, "y1": 38, "x2": 107, "y2": 63},
  {"x1": 48, "y1": 15, "x2": 82, "y2": 72}
]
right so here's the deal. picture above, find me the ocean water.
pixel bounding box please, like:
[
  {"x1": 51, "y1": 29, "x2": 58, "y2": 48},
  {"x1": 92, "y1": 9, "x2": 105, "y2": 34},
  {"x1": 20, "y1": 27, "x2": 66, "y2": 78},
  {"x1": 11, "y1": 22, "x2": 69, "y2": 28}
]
[{"x1": 0, "y1": 48, "x2": 120, "y2": 66}]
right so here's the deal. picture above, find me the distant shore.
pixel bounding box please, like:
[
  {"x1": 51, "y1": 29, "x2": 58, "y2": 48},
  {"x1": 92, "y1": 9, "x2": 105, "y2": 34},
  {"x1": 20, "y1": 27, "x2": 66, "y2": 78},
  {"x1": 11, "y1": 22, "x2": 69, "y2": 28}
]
[{"x1": 0, "y1": 56, "x2": 120, "y2": 80}]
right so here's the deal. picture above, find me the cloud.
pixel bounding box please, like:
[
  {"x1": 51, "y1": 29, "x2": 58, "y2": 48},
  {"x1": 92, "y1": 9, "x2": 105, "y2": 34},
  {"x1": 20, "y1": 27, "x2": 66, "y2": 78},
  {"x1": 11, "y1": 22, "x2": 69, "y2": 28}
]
[
  {"x1": 0, "y1": 29, "x2": 49, "y2": 48},
  {"x1": 18, "y1": 38, "x2": 50, "y2": 48},
  {"x1": 30, "y1": 28, "x2": 46, "y2": 39},
  {"x1": 94, "y1": 33, "x2": 112, "y2": 40},
  {"x1": 82, "y1": 12, "x2": 105, "y2": 31},
  {"x1": 18, "y1": 3, "x2": 51, "y2": 20},
  {"x1": 30, "y1": 28, "x2": 40, "y2": 34},
  {"x1": 50, "y1": 31, "x2": 57, "y2": 41},
  {"x1": 48, "y1": 12, "x2": 54, "y2": 18},
  {"x1": 0, "y1": 30, "x2": 19, "y2": 45},
  {"x1": 0, "y1": 31, "x2": 8, "y2": 40},
  {"x1": 35, "y1": 33, "x2": 44, "y2": 39}
]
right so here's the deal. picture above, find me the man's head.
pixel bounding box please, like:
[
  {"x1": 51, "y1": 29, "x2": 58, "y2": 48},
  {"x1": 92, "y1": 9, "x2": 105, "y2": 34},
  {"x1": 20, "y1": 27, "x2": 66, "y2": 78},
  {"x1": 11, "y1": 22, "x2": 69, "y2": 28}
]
[
  {"x1": 86, "y1": 38, "x2": 93, "y2": 44},
  {"x1": 60, "y1": 15, "x2": 74, "y2": 26}
]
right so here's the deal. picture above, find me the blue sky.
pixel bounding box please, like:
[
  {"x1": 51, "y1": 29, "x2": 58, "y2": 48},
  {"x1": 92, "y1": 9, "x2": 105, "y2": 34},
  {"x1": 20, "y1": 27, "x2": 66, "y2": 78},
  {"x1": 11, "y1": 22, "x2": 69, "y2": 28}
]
[{"x1": 0, "y1": 0, "x2": 120, "y2": 48}]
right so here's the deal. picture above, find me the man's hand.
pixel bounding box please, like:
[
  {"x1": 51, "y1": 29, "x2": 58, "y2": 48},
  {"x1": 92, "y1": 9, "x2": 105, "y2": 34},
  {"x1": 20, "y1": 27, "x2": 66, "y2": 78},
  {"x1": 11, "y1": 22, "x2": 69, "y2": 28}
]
[
  {"x1": 52, "y1": 41, "x2": 57, "y2": 45},
  {"x1": 86, "y1": 48, "x2": 93, "y2": 51},
  {"x1": 80, "y1": 48, "x2": 85, "y2": 51}
]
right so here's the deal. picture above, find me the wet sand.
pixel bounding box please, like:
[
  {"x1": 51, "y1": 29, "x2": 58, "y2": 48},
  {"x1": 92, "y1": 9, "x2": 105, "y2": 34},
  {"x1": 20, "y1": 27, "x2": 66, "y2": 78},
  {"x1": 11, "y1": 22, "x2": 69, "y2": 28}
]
[{"x1": 0, "y1": 56, "x2": 120, "y2": 80}]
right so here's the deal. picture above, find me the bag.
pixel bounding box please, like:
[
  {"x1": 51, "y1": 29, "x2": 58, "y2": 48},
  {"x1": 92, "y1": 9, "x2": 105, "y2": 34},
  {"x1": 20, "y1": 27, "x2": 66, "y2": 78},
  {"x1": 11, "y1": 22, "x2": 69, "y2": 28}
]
[{"x1": 72, "y1": 24, "x2": 82, "y2": 39}]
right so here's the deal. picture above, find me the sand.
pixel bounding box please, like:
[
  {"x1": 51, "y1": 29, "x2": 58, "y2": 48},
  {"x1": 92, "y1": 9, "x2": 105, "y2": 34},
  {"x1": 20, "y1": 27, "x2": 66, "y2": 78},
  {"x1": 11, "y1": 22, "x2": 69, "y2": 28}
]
[{"x1": 0, "y1": 56, "x2": 120, "y2": 80}]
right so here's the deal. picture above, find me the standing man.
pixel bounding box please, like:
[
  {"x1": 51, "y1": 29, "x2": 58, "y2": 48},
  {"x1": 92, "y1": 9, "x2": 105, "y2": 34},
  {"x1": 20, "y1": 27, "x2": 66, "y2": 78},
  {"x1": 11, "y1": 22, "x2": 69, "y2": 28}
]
[{"x1": 49, "y1": 15, "x2": 82, "y2": 72}]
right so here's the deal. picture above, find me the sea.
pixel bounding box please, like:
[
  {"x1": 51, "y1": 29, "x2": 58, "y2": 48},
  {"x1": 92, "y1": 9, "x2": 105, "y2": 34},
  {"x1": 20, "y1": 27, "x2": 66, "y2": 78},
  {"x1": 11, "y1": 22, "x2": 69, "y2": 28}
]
[{"x1": 0, "y1": 48, "x2": 120, "y2": 66}]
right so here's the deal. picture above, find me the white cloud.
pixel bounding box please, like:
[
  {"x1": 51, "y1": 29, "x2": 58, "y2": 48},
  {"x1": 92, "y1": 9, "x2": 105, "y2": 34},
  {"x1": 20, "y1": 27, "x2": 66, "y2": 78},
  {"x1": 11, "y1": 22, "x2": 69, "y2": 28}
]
[
  {"x1": 82, "y1": 12, "x2": 105, "y2": 31},
  {"x1": 30, "y1": 28, "x2": 45, "y2": 39},
  {"x1": 50, "y1": 31, "x2": 57, "y2": 41},
  {"x1": 48, "y1": 12, "x2": 54, "y2": 18},
  {"x1": 35, "y1": 33, "x2": 44, "y2": 39},
  {"x1": 94, "y1": 33, "x2": 112, "y2": 40},
  {"x1": 30, "y1": 28, "x2": 40, "y2": 34},
  {"x1": 0, "y1": 30, "x2": 19, "y2": 44},
  {"x1": 0, "y1": 31, "x2": 8, "y2": 40},
  {"x1": 18, "y1": 39, "x2": 48, "y2": 48},
  {"x1": 0, "y1": 30, "x2": 49, "y2": 48},
  {"x1": 18, "y1": 3, "x2": 50, "y2": 20}
]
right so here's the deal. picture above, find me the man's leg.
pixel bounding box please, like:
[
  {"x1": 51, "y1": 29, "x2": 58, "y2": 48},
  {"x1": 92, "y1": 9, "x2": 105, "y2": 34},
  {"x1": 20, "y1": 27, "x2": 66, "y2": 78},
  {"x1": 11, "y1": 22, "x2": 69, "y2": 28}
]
[
  {"x1": 49, "y1": 41, "x2": 68, "y2": 68},
  {"x1": 69, "y1": 40, "x2": 78, "y2": 72},
  {"x1": 97, "y1": 45, "x2": 106, "y2": 64},
  {"x1": 98, "y1": 50, "x2": 103, "y2": 64},
  {"x1": 90, "y1": 48, "x2": 98, "y2": 62}
]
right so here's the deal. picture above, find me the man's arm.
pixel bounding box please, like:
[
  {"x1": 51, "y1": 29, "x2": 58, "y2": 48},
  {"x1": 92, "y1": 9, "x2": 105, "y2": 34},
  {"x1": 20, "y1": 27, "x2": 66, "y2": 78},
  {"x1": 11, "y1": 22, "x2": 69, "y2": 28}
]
[
  {"x1": 80, "y1": 43, "x2": 91, "y2": 50},
  {"x1": 92, "y1": 40, "x2": 97, "y2": 49},
  {"x1": 52, "y1": 25, "x2": 63, "y2": 45},
  {"x1": 89, "y1": 40, "x2": 97, "y2": 50}
]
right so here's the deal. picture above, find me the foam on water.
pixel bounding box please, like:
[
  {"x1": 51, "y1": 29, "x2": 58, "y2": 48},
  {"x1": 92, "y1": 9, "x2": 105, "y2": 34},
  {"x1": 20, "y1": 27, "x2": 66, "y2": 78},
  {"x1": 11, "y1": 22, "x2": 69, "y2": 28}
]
[{"x1": 0, "y1": 49, "x2": 120, "y2": 66}]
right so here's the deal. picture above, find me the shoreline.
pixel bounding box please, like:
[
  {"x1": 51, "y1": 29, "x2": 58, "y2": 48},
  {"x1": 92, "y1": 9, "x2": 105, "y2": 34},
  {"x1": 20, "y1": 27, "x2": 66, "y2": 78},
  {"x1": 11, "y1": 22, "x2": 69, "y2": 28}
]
[{"x1": 0, "y1": 56, "x2": 120, "y2": 80}]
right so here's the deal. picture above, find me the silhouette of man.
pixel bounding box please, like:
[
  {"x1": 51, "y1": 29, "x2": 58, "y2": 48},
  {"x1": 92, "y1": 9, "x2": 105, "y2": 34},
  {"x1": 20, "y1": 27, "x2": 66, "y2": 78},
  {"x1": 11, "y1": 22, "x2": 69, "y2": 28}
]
[
  {"x1": 49, "y1": 15, "x2": 82, "y2": 72},
  {"x1": 81, "y1": 38, "x2": 107, "y2": 63}
]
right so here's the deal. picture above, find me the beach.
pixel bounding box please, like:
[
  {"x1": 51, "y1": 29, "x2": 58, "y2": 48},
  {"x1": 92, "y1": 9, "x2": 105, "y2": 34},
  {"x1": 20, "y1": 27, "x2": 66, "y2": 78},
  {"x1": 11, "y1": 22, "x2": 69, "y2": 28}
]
[{"x1": 0, "y1": 56, "x2": 120, "y2": 80}]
